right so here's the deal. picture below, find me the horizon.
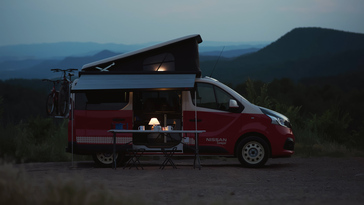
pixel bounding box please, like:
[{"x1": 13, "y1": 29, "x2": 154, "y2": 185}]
[
  {"x1": 1, "y1": 26, "x2": 364, "y2": 62},
  {"x1": 0, "y1": 39, "x2": 272, "y2": 47}
]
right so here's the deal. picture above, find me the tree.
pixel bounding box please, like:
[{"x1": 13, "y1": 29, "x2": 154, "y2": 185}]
[
  {"x1": 0, "y1": 96, "x2": 3, "y2": 117},
  {"x1": 244, "y1": 78, "x2": 273, "y2": 109}
]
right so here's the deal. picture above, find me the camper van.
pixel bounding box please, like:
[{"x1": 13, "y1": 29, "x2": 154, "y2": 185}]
[{"x1": 67, "y1": 35, "x2": 295, "y2": 168}]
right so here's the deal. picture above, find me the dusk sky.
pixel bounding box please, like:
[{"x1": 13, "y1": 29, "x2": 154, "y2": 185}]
[{"x1": 1, "y1": 0, "x2": 364, "y2": 46}]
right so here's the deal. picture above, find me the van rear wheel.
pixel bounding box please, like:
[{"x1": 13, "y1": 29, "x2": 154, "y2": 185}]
[
  {"x1": 92, "y1": 152, "x2": 129, "y2": 168},
  {"x1": 237, "y1": 136, "x2": 269, "y2": 168}
]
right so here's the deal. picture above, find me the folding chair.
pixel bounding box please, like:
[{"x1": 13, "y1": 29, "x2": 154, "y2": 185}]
[
  {"x1": 160, "y1": 147, "x2": 177, "y2": 169},
  {"x1": 123, "y1": 148, "x2": 145, "y2": 170}
]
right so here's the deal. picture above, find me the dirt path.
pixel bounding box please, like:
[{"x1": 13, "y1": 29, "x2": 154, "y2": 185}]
[{"x1": 20, "y1": 157, "x2": 364, "y2": 204}]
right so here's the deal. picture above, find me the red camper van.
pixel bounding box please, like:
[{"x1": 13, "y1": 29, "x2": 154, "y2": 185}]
[{"x1": 67, "y1": 35, "x2": 295, "y2": 168}]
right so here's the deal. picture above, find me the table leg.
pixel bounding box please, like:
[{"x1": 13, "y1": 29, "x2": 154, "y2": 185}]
[
  {"x1": 193, "y1": 133, "x2": 201, "y2": 170},
  {"x1": 113, "y1": 132, "x2": 116, "y2": 170}
]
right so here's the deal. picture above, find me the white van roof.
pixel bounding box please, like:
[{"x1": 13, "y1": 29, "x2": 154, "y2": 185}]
[
  {"x1": 72, "y1": 35, "x2": 203, "y2": 92},
  {"x1": 80, "y1": 34, "x2": 202, "y2": 77}
]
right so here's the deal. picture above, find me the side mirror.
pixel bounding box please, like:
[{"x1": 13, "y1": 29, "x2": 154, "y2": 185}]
[{"x1": 229, "y1": 99, "x2": 239, "y2": 108}]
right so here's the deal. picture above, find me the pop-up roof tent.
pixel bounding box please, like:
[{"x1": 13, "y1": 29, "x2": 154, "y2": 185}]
[{"x1": 72, "y1": 34, "x2": 202, "y2": 92}]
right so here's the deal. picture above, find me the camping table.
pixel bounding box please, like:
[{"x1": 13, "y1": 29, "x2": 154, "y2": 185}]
[{"x1": 107, "y1": 129, "x2": 206, "y2": 170}]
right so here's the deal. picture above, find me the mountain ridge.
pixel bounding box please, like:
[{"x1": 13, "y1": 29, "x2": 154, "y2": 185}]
[
  {"x1": 0, "y1": 41, "x2": 267, "y2": 61},
  {"x1": 201, "y1": 27, "x2": 364, "y2": 84},
  {"x1": 242, "y1": 27, "x2": 364, "y2": 63}
]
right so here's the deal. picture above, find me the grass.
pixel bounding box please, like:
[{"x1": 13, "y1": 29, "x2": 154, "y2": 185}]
[
  {"x1": 0, "y1": 117, "x2": 90, "y2": 163},
  {"x1": 294, "y1": 142, "x2": 364, "y2": 157},
  {"x1": 292, "y1": 127, "x2": 364, "y2": 158},
  {"x1": 0, "y1": 161, "x2": 131, "y2": 205},
  {"x1": 0, "y1": 161, "x2": 222, "y2": 205}
]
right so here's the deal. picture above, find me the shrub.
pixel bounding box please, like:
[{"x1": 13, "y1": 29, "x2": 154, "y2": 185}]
[
  {"x1": 234, "y1": 79, "x2": 364, "y2": 157},
  {"x1": 0, "y1": 118, "x2": 74, "y2": 163}
]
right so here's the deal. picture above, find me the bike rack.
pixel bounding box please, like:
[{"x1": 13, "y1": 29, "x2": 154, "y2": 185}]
[{"x1": 43, "y1": 68, "x2": 77, "y2": 119}]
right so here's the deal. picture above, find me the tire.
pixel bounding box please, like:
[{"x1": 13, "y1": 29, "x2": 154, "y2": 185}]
[
  {"x1": 46, "y1": 93, "x2": 55, "y2": 115},
  {"x1": 92, "y1": 152, "x2": 130, "y2": 168},
  {"x1": 58, "y1": 86, "x2": 69, "y2": 116},
  {"x1": 237, "y1": 136, "x2": 270, "y2": 168}
]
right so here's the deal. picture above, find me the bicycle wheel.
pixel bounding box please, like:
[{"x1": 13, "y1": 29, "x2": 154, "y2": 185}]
[
  {"x1": 58, "y1": 86, "x2": 69, "y2": 116},
  {"x1": 46, "y1": 93, "x2": 55, "y2": 115}
]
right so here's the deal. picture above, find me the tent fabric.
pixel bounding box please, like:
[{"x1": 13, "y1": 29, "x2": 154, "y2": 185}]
[
  {"x1": 79, "y1": 35, "x2": 202, "y2": 77},
  {"x1": 71, "y1": 74, "x2": 196, "y2": 92}
]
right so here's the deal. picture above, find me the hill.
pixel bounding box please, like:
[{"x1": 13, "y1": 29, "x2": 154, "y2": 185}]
[
  {"x1": 0, "y1": 50, "x2": 121, "y2": 79},
  {"x1": 0, "y1": 42, "x2": 147, "y2": 61},
  {"x1": 0, "y1": 41, "x2": 266, "y2": 62},
  {"x1": 242, "y1": 27, "x2": 364, "y2": 63},
  {"x1": 200, "y1": 48, "x2": 260, "y2": 59},
  {"x1": 201, "y1": 27, "x2": 364, "y2": 84}
]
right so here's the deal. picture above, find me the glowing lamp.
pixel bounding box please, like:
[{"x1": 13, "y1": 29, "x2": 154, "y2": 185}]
[{"x1": 148, "y1": 118, "x2": 160, "y2": 130}]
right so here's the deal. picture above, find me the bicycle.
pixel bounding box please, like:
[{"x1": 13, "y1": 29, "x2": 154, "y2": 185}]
[
  {"x1": 51, "y1": 68, "x2": 78, "y2": 116},
  {"x1": 42, "y1": 79, "x2": 60, "y2": 116}
]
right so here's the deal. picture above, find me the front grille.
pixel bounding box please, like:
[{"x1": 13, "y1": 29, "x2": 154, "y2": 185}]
[{"x1": 284, "y1": 138, "x2": 295, "y2": 150}]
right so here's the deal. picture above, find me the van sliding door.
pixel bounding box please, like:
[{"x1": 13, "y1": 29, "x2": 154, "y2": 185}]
[{"x1": 72, "y1": 90, "x2": 132, "y2": 152}]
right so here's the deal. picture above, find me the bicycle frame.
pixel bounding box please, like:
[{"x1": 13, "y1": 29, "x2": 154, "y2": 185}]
[
  {"x1": 47, "y1": 68, "x2": 78, "y2": 117},
  {"x1": 42, "y1": 79, "x2": 60, "y2": 115}
]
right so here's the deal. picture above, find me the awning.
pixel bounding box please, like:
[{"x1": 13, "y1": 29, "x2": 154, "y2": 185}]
[{"x1": 71, "y1": 74, "x2": 196, "y2": 92}]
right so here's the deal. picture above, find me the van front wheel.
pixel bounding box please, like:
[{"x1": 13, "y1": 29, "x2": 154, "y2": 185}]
[{"x1": 237, "y1": 136, "x2": 269, "y2": 168}]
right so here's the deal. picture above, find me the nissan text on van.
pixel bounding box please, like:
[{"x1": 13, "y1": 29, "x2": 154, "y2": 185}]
[{"x1": 67, "y1": 34, "x2": 295, "y2": 168}]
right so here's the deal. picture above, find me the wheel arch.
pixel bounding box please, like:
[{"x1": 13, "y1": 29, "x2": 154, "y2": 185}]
[{"x1": 234, "y1": 132, "x2": 272, "y2": 158}]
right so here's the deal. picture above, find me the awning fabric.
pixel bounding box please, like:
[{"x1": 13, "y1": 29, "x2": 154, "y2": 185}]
[{"x1": 71, "y1": 74, "x2": 196, "y2": 92}]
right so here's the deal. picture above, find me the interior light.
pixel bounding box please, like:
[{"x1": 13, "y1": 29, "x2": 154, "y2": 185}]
[
  {"x1": 157, "y1": 67, "x2": 167, "y2": 71},
  {"x1": 148, "y1": 118, "x2": 160, "y2": 130}
]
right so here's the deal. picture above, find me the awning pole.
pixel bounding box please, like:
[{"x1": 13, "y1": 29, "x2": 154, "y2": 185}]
[
  {"x1": 194, "y1": 90, "x2": 197, "y2": 132},
  {"x1": 194, "y1": 90, "x2": 201, "y2": 169},
  {"x1": 71, "y1": 90, "x2": 74, "y2": 168}
]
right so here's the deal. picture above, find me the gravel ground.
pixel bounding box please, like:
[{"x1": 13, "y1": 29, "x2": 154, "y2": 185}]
[{"x1": 20, "y1": 157, "x2": 364, "y2": 205}]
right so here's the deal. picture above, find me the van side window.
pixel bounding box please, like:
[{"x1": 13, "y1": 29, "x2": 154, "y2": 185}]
[
  {"x1": 143, "y1": 53, "x2": 175, "y2": 71},
  {"x1": 195, "y1": 83, "x2": 218, "y2": 109},
  {"x1": 75, "y1": 91, "x2": 129, "y2": 110},
  {"x1": 215, "y1": 86, "x2": 232, "y2": 111},
  {"x1": 194, "y1": 83, "x2": 242, "y2": 112}
]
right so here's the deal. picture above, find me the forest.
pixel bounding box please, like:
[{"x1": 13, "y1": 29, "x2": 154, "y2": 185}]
[{"x1": 1, "y1": 74, "x2": 363, "y2": 163}]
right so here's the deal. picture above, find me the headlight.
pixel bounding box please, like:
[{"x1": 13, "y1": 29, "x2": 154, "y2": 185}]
[
  {"x1": 267, "y1": 114, "x2": 291, "y2": 128},
  {"x1": 260, "y1": 107, "x2": 292, "y2": 128}
]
